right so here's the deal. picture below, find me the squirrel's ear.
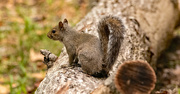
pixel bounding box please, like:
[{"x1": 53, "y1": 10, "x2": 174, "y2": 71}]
[
  {"x1": 63, "y1": 19, "x2": 68, "y2": 24},
  {"x1": 59, "y1": 21, "x2": 63, "y2": 28}
]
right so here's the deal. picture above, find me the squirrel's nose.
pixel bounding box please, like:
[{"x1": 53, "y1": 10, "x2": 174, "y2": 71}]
[
  {"x1": 47, "y1": 33, "x2": 51, "y2": 38},
  {"x1": 47, "y1": 34, "x2": 49, "y2": 38}
]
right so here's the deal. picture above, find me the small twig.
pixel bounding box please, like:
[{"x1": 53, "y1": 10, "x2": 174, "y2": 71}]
[{"x1": 40, "y1": 49, "x2": 58, "y2": 69}]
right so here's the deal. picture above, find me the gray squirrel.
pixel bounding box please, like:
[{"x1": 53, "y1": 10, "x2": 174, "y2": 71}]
[{"x1": 47, "y1": 16, "x2": 125, "y2": 77}]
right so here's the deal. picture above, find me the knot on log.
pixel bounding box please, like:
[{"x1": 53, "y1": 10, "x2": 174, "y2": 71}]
[{"x1": 40, "y1": 49, "x2": 58, "y2": 69}]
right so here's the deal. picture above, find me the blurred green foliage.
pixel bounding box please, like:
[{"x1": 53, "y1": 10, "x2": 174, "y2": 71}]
[{"x1": 0, "y1": 0, "x2": 89, "y2": 93}]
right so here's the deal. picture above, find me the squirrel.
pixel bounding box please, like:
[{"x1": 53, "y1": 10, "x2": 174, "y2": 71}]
[{"x1": 47, "y1": 16, "x2": 125, "y2": 77}]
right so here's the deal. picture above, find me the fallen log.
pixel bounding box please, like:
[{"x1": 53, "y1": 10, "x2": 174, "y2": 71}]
[{"x1": 35, "y1": 0, "x2": 179, "y2": 93}]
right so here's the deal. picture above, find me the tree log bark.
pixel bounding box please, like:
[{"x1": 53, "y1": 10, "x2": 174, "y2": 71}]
[{"x1": 35, "y1": 0, "x2": 179, "y2": 93}]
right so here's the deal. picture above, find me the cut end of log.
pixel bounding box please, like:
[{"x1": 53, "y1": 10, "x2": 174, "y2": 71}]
[{"x1": 114, "y1": 60, "x2": 156, "y2": 94}]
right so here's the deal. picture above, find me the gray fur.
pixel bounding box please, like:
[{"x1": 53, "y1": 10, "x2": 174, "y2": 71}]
[
  {"x1": 97, "y1": 16, "x2": 125, "y2": 73},
  {"x1": 47, "y1": 16, "x2": 125, "y2": 77}
]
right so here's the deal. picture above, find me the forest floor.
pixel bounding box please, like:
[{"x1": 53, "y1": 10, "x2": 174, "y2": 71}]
[
  {"x1": 155, "y1": 28, "x2": 180, "y2": 93},
  {"x1": 0, "y1": 0, "x2": 89, "y2": 93},
  {"x1": 0, "y1": 0, "x2": 179, "y2": 94}
]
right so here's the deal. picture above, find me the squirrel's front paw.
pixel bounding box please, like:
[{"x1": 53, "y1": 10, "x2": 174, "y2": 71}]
[
  {"x1": 61, "y1": 64, "x2": 77, "y2": 69},
  {"x1": 61, "y1": 64, "x2": 70, "y2": 68}
]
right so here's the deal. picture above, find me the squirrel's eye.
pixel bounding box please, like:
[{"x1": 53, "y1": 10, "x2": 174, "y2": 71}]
[{"x1": 52, "y1": 30, "x2": 56, "y2": 33}]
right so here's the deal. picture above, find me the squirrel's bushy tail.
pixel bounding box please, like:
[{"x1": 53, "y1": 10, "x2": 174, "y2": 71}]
[{"x1": 97, "y1": 16, "x2": 125, "y2": 74}]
